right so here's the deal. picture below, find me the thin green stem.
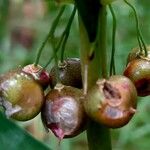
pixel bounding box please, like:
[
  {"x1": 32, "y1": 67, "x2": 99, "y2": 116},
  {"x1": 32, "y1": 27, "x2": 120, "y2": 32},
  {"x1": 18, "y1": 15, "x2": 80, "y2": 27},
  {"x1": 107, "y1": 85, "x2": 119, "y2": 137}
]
[
  {"x1": 139, "y1": 32, "x2": 147, "y2": 56},
  {"x1": 44, "y1": 7, "x2": 76, "y2": 69},
  {"x1": 79, "y1": 5, "x2": 112, "y2": 150},
  {"x1": 109, "y1": 5, "x2": 116, "y2": 76},
  {"x1": 43, "y1": 33, "x2": 65, "y2": 69},
  {"x1": 60, "y1": 34, "x2": 68, "y2": 62},
  {"x1": 43, "y1": 26, "x2": 67, "y2": 69},
  {"x1": 43, "y1": 57, "x2": 53, "y2": 69},
  {"x1": 52, "y1": 45, "x2": 60, "y2": 83},
  {"x1": 34, "y1": 6, "x2": 66, "y2": 66},
  {"x1": 60, "y1": 7, "x2": 76, "y2": 62},
  {"x1": 43, "y1": 7, "x2": 76, "y2": 84},
  {"x1": 124, "y1": 0, "x2": 147, "y2": 56}
]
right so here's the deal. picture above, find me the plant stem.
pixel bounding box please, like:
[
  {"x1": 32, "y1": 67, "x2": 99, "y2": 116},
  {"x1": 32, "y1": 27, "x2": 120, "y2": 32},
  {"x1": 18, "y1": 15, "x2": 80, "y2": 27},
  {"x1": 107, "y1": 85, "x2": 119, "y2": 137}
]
[
  {"x1": 43, "y1": 7, "x2": 76, "y2": 69},
  {"x1": 60, "y1": 6, "x2": 76, "y2": 62},
  {"x1": 79, "y1": 5, "x2": 112, "y2": 150},
  {"x1": 34, "y1": 6, "x2": 66, "y2": 66},
  {"x1": 109, "y1": 5, "x2": 116, "y2": 76},
  {"x1": 124, "y1": 0, "x2": 147, "y2": 56},
  {"x1": 52, "y1": 43, "x2": 60, "y2": 83},
  {"x1": 43, "y1": 30, "x2": 65, "y2": 69}
]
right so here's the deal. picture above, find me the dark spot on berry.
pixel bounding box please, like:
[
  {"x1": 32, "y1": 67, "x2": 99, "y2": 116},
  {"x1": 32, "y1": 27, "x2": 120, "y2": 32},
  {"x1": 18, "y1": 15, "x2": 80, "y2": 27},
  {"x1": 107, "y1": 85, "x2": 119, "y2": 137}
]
[
  {"x1": 136, "y1": 78, "x2": 150, "y2": 96},
  {"x1": 103, "y1": 82, "x2": 121, "y2": 99}
]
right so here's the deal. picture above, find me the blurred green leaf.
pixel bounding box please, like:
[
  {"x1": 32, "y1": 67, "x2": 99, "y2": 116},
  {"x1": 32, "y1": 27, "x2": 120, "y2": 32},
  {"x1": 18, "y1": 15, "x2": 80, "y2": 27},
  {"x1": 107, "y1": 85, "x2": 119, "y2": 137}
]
[{"x1": 0, "y1": 112, "x2": 50, "y2": 150}]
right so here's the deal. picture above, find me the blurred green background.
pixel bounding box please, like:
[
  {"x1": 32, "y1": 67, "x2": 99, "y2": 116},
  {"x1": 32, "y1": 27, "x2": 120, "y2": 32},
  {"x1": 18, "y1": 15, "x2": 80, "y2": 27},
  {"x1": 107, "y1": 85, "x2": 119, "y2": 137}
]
[{"x1": 0, "y1": 0, "x2": 150, "y2": 150}]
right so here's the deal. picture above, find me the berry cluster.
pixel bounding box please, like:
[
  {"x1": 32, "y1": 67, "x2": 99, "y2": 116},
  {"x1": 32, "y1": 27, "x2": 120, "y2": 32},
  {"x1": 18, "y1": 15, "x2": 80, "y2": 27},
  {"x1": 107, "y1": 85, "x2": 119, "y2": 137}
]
[
  {"x1": 0, "y1": 58, "x2": 85, "y2": 140},
  {"x1": 1, "y1": 54, "x2": 145, "y2": 140}
]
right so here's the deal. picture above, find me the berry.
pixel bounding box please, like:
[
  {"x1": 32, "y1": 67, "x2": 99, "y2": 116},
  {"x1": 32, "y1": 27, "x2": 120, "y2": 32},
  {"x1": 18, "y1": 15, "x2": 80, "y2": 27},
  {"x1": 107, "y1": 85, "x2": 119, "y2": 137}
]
[
  {"x1": 49, "y1": 58, "x2": 82, "y2": 89},
  {"x1": 124, "y1": 58, "x2": 150, "y2": 96},
  {"x1": 41, "y1": 84, "x2": 86, "y2": 140},
  {"x1": 0, "y1": 69, "x2": 44, "y2": 121},
  {"x1": 84, "y1": 75, "x2": 137, "y2": 128}
]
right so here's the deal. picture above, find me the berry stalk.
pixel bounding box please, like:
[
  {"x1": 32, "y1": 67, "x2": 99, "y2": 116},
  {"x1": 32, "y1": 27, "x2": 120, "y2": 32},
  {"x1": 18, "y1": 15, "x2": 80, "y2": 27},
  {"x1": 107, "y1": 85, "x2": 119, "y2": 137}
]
[
  {"x1": 124, "y1": 0, "x2": 147, "y2": 56},
  {"x1": 43, "y1": 6, "x2": 76, "y2": 69},
  {"x1": 34, "y1": 6, "x2": 66, "y2": 66},
  {"x1": 109, "y1": 4, "x2": 117, "y2": 76}
]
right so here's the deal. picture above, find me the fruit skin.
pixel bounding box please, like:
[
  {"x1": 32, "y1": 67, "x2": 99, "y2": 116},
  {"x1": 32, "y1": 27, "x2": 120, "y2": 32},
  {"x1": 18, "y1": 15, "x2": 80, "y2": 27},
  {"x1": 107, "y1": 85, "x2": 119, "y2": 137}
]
[
  {"x1": 49, "y1": 58, "x2": 82, "y2": 89},
  {"x1": 0, "y1": 69, "x2": 44, "y2": 121},
  {"x1": 41, "y1": 84, "x2": 86, "y2": 140},
  {"x1": 84, "y1": 75, "x2": 137, "y2": 128},
  {"x1": 124, "y1": 58, "x2": 150, "y2": 97},
  {"x1": 22, "y1": 64, "x2": 50, "y2": 89},
  {"x1": 127, "y1": 46, "x2": 150, "y2": 63}
]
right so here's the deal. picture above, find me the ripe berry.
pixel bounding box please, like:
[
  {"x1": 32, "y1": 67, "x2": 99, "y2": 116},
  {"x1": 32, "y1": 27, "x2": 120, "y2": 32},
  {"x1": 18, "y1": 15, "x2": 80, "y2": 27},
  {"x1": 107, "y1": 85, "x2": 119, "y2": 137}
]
[
  {"x1": 49, "y1": 58, "x2": 82, "y2": 89},
  {"x1": 124, "y1": 58, "x2": 150, "y2": 96},
  {"x1": 41, "y1": 84, "x2": 86, "y2": 140},
  {"x1": 0, "y1": 69, "x2": 44, "y2": 121},
  {"x1": 22, "y1": 64, "x2": 50, "y2": 89},
  {"x1": 84, "y1": 75, "x2": 137, "y2": 128}
]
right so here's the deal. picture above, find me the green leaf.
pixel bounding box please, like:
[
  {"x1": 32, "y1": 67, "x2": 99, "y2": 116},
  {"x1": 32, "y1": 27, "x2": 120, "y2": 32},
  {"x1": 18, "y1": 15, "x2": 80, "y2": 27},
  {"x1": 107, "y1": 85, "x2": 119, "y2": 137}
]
[
  {"x1": 0, "y1": 112, "x2": 51, "y2": 150},
  {"x1": 74, "y1": 0, "x2": 100, "y2": 42}
]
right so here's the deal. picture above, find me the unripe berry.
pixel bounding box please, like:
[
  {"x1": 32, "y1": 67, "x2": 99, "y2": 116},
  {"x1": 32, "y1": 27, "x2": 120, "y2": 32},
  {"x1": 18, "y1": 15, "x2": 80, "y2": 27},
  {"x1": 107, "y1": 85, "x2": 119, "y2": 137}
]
[{"x1": 0, "y1": 69, "x2": 44, "y2": 121}]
